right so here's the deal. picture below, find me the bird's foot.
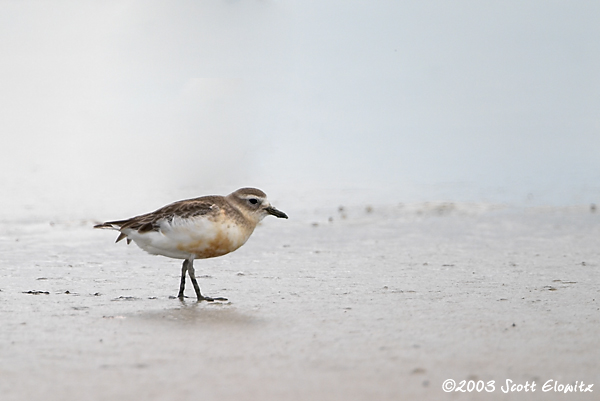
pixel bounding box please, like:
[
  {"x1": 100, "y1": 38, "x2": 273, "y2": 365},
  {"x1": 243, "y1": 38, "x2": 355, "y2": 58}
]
[{"x1": 198, "y1": 296, "x2": 228, "y2": 302}]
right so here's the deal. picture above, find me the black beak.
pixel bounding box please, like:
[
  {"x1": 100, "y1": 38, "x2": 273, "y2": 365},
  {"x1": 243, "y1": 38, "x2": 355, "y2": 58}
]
[{"x1": 265, "y1": 206, "x2": 288, "y2": 219}]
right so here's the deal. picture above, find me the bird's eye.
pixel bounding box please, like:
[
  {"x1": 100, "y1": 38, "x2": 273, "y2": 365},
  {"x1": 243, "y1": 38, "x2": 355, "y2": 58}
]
[{"x1": 249, "y1": 198, "x2": 259, "y2": 205}]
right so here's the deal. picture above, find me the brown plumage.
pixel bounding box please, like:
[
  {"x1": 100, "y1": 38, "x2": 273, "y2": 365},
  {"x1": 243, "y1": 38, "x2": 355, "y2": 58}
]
[{"x1": 94, "y1": 188, "x2": 287, "y2": 301}]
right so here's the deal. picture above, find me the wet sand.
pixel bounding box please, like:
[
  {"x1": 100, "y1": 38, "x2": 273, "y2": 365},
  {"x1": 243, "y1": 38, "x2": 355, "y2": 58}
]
[{"x1": 1, "y1": 203, "x2": 599, "y2": 400}]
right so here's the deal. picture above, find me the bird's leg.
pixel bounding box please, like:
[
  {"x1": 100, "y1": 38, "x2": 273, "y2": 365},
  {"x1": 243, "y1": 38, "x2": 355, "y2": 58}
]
[
  {"x1": 187, "y1": 259, "x2": 227, "y2": 302},
  {"x1": 187, "y1": 259, "x2": 210, "y2": 301},
  {"x1": 178, "y1": 259, "x2": 188, "y2": 298}
]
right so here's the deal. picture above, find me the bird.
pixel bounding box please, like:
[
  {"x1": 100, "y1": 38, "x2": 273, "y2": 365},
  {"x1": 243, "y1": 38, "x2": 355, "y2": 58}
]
[{"x1": 94, "y1": 187, "x2": 288, "y2": 301}]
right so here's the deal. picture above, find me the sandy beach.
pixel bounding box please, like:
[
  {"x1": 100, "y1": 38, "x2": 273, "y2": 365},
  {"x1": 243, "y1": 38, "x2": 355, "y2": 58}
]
[
  {"x1": 1, "y1": 202, "x2": 598, "y2": 400},
  {"x1": 1, "y1": 1, "x2": 599, "y2": 400}
]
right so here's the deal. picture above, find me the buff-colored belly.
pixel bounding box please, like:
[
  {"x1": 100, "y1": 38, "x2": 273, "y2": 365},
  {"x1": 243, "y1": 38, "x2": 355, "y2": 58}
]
[{"x1": 176, "y1": 225, "x2": 248, "y2": 258}]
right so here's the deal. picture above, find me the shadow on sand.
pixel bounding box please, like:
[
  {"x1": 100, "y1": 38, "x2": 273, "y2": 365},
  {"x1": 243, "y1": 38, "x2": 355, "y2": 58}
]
[{"x1": 130, "y1": 298, "x2": 263, "y2": 328}]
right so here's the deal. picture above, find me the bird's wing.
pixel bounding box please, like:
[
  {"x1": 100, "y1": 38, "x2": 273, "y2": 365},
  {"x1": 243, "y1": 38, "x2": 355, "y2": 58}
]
[{"x1": 94, "y1": 196, "x2": 222, "y2": 241}]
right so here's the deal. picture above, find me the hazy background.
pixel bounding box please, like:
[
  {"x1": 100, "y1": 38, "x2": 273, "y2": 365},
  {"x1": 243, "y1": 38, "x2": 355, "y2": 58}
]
[{"x1": 1, "y1": 0, "x2": 599, "y2": 220}]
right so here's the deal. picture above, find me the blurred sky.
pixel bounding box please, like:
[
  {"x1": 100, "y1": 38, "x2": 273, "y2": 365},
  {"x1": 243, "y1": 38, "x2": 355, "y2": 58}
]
[{"x1": 1, "y1": 1, "x2": 599, "y2": 219}]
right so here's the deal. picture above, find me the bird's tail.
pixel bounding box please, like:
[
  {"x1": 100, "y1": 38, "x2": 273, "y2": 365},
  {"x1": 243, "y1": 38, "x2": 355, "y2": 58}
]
[
  {"x1": 93, "y1": 220, "x2": 131, "y2": 243},
  {"x1": 93, "y1": 220, "x2": 128, "y2": 230}
]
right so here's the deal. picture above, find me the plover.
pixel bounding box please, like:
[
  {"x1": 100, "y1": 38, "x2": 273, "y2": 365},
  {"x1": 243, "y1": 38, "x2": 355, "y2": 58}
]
[{"x1": 94, "y1": 187, "x2": 288, "y2": 301}]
